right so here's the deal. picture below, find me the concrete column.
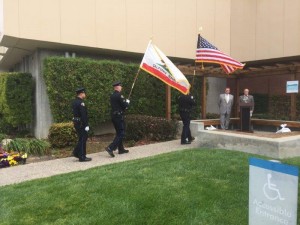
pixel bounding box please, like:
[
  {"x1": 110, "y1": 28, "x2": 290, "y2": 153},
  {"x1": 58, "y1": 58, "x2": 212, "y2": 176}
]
[
  {"x1": 31, "y1": 50, "x2": 53, "y2": 138},
  {"x1": 206, "y1": 77, "x2": 226, "y2": 114},
  {"x1": 17, "y1": 49, "x2": 61, "y2": 138}
]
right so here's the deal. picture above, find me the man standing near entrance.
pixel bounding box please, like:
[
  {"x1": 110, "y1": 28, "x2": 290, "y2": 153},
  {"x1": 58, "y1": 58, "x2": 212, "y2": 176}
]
[
  {"x1": 105, "y1": 81, "x2": 130, "y2": 157},
  {"x1": 218, "y1": 87, "x2": 234, "y2": 130}
]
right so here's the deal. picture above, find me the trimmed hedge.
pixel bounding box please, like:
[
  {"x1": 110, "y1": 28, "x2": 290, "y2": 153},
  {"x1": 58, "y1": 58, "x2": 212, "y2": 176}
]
[
  {"x1": 0, "y1": 72, "x2": 33, "y2": 129},
  {"x1": 43, "y1": 57, "x2": 203, "y2": 128},
  {"x1": 0, "y1": 133, "x2": 7, "y2": 142},
  {"x1": 125, "y1": 115, "x2": 178, "y2": 142},
  {"x1": 48, "y1": 122, "x2": 77, "y2": 148}
]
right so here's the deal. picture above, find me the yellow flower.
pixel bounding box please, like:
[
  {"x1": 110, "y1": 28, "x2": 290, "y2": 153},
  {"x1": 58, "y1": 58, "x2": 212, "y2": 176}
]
[{"x1": 9, "y1": 159, "x2": 17, "y2": 166}]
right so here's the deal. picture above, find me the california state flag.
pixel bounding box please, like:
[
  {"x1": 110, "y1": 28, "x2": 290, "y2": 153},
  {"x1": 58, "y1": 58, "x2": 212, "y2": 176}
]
[{"x1": 140, "y1": 41, "x2": 191, "y2": 95}]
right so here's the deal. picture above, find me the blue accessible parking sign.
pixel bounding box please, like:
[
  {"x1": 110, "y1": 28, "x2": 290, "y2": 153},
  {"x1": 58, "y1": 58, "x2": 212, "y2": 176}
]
[{"x1": 249, "y1": 157, "x2": 299, "y2": 225}]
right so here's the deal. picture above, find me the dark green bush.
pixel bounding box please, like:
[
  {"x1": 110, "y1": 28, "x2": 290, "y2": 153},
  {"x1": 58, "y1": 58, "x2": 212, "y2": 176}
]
[
  {"x1": 0, "y1": 116, "x2": 14, "y2": 134},
  {"x1": 252, "y1": 93, "x2": 268, "y2": 114},
  {"x1": 48, "y1": 122, "x2": 77, "y2": 148},
  {"x1": 43, "y1": 57, "x2": 203, "y2": 127},
  {"x1": 125, "y1": 115, "x2": 178, "y2": 142},
  {"x1": 252, "y1": 113, "x2": 270, "y2": 119},
  {"x1": 269, "y1": 95, "x2": 290, "y2": 120},
  {"x1": 0, "y1": 73, "x2": 33, "y2": 128},
  {"x1": 5, "y1": 138, "x2": 50, "y2": 156},
  {"x1": 206, "y1": 113, "x2": 220, "y2": 119},
  {"x1": 0, "y1": 133, "x2": 7, "y2": 142}
]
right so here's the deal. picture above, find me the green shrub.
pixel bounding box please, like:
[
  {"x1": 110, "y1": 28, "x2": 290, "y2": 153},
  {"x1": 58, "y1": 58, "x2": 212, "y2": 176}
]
[
  {"x1": 252, "y1": 93, "x2": 268, "y2": 114},
  {"x1": 0, "y1": 133, "x2": 7, "y2": 142},
  {"x1": 27, "y1": 139, "x2": 51, "y2": 155},
  {"x1": 0, "y1": 116, "x2": 14, "y2": 134},
  {"x1": 0, "y1": 73, "x2": 33, "y2": 128},
  {"x1": 48, "y1": 122, "x2": 77, "y2": 148},
  {"x1": 43, "y1": 57, "x2": 203, "y2": 127},
  {"x1": 269, "y1": 95, "x2": 290, "y2": 120},
  {"x1": 206, "y1": 113, "x2": 220, "y2": 119},
  {"x1": 5, "y1": 138, "x2": 50, "y2": 156},
  {"x1": 5, "y1": 138, "x2": 28, "y2": 152},
  {"x1": 125, "y1": 115, "x2": 178, "y2": 142},
  {"x1": 252, "y1": 113, "x2": 270, "y2": 119}
]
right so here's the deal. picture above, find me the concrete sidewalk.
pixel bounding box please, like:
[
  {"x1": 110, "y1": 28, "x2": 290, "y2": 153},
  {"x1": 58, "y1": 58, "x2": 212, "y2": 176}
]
[{"x1": 0, "y1": 139, "x2": 199, "y2": 187}]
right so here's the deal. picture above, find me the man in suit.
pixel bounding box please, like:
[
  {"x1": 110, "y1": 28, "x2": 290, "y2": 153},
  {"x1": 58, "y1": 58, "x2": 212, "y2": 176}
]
[
  {"x1": 218, "y1": 87, "x2": 234, "y2": 130},
  {"x1": 239, "y1": 88, "x2": 255, "y2": 116}
]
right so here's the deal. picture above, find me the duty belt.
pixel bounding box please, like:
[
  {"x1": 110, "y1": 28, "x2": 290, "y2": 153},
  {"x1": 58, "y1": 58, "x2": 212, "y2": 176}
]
[
  {"x1": 180, "y1": 109, "x2": 191, "y2": 112},
  {"x1": 72, "y1": 117, "x2": 81, "y2": 122},
  {"x1": 112, "y1": 111, "x2": 123, "y2": 116}
]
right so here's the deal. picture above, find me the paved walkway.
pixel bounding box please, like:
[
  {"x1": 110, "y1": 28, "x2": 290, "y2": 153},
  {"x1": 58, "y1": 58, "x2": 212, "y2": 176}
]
[{"x1": 0, "y1": 139, "x2": 199, "y2": 187}]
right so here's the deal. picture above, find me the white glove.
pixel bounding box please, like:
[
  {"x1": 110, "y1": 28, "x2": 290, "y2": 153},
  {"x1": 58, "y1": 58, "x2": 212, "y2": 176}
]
[
  {"x1": 126, "y1": 99, "x2": 130, "y2": 104},
  {"x1": 250, "y1": 111, "x2": 253, "y2": 117},
  {"x1": 85, "y1": 126, "x2": 89, "y2": 132}
]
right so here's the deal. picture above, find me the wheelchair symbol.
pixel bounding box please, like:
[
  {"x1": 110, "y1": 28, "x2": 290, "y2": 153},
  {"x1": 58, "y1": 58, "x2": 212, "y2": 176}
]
[{"x1": 263, "y1": 174, "x2": 285, "y2": 201}]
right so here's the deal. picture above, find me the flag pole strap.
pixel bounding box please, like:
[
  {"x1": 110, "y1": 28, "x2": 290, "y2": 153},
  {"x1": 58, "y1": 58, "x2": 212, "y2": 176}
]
[{"x1": 128, "y1": 68, "x2": 141, "y2": 100}]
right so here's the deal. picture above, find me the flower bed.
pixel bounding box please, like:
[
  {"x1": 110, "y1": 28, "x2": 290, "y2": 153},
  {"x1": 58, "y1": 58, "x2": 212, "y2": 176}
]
[{"x1": 0, "y1": 145, "x2": 27, "y2": 169}]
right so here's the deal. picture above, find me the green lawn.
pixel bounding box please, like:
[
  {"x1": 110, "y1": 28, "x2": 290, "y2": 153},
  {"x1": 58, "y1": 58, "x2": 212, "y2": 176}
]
[{"x1": 1, "y1": 149, "x2": 300, "y2": 225}]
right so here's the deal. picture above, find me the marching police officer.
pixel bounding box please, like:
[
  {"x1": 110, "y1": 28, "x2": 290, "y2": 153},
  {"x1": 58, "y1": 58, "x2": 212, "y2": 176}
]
[
  {"x1": 178, "y1": 92, "x2": 196, "y2": 144},
  {"x1": 72, "y1": 87, "x2": 92, "y2": 162},
  {"x1": 105, "y1": 81, "x2": 130, "y2": 157}
]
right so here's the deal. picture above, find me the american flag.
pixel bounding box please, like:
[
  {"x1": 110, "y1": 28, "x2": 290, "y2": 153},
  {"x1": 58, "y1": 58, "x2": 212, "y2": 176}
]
[{"x1": 195, "y1": 34, "x2": 244, "y2": 74}]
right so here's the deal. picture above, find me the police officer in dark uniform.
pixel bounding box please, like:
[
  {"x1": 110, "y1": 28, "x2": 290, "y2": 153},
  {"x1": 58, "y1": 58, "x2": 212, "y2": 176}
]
[
  {"x1": 178, "y1": 92, "x2": 196, "y2": 144},
  {"x1": 72, "y1": 87, "x2": 92, "y2": 162},
  {"x1": 105, "y1": 81, "x2": 130, "y2": 157}
]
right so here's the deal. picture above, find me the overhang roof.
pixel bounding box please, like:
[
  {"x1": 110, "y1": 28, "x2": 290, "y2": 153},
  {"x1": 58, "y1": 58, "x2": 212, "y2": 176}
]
[
  {"x1": 1, "y1": 35, "x2": 300, "y2": 77},
  {"x1": 0, "y1": 35, "x2": 193, "y2": 70}
]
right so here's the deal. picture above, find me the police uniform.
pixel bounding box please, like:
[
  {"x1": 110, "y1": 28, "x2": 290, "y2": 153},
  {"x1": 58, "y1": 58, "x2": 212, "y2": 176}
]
[
  {"x1": 105, "y1": 81, "x2": 130, "y2": 157},
  {"x1": 178, "y1": 93, "x2": 196, "y2": 144},
  {"x1": 72, "y1": 87, "x2": 92, "y2": 162}
]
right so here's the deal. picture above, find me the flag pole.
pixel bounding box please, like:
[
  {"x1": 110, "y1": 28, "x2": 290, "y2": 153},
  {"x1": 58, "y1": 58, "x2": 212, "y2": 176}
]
[
  {"x1": 127, "y1": 67, "x2": 141, "y2": 100},
  {"x1": 199, "y1": 27, "x2": 204, "y2": 70},
  {"x1": 192, "y1": 27, "x2": 203, "y2": 92},
  {"x1": 191, "y1": 68, "x2": 196, "y2": 92}
]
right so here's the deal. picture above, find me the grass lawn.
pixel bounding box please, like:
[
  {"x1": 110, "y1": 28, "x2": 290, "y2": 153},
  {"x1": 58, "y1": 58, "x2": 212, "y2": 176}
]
[{"x1": 1, "y1": 149, "x2": 300, "y2": 225}]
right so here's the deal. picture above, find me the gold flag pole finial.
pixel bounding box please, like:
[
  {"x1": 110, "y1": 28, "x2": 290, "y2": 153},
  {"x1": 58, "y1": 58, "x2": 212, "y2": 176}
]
[{"x1": 199, "y1": 26, "x2": 203, "y2": 34}]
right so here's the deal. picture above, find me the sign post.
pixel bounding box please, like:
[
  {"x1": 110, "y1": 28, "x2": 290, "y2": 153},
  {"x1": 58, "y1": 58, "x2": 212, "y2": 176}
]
[{"x1": 249, "y1": 158, "x2": 298, "y2": 225}]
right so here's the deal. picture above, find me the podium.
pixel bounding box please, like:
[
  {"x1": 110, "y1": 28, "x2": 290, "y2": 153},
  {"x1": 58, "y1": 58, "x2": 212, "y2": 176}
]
[{"x1": 239, "y1": 102, "x2": 254, "y2": 132}]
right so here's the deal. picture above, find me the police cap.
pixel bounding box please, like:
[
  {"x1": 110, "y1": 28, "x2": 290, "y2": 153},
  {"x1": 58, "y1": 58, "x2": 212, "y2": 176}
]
[
  {"x1": 75, "y1": 87, "x2": 85, "y2": 94},
  {"x1": 112, "y1": 81, "x2": 122, "y2": 87}
]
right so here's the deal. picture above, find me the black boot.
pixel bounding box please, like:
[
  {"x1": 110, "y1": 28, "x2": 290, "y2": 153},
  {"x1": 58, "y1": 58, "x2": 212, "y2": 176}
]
[
  {"x1": 105, "y1": 147, "x2": 115, "y2": 157},
  {"x1": 79, "y1": 157, "x2": 92, "y2": 162},
  {"x1": 118, "y1": 149, "x2": 129, "y2": 154}
]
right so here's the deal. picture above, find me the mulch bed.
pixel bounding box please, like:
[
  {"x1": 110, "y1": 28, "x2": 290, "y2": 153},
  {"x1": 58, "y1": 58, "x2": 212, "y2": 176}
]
[{"x1": 26, "y1": 134, "x2": 160, "y2": 164}]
